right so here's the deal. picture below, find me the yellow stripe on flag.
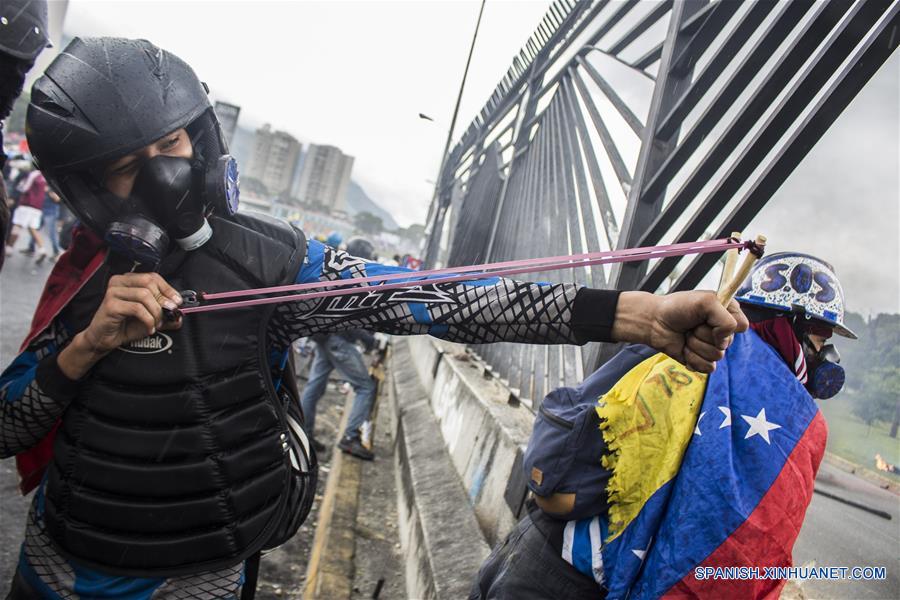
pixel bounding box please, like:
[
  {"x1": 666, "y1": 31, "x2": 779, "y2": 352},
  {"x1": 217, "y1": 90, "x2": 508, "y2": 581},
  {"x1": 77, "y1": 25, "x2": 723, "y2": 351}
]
[{"x1": 597, "y1": 355, "x2": 708, "y2": 540}]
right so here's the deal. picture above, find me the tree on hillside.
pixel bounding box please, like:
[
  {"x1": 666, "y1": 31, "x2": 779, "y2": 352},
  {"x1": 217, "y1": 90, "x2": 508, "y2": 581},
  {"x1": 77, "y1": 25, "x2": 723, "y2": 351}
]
[
  {"x1": 844, "y1": 312, "x2": 900, "y2": 436},
  {"x1": 851, "y1": 390, "x2": 881, "y2": 436},
  {"x1": 398, "y1": 223, "x2": 425, "y2": 244},
  {"x1": 840, "y1": 311, "x2": 870, "y2": 391},
  {"x1": 866, "y1": 313, "x2": 900, "y2": 368},
  {"x1": 889, "y1": 371, "x2": 900, "y2": 438},
  {"x1": 843, "y1": 312, "x2": 868, "y2": 337},
  {"x1": 354, "y1": 211, "x2": 383, "y2": 235},
  {"x1": 853, "y1": 366, "x2": 900, "y2": 437}
]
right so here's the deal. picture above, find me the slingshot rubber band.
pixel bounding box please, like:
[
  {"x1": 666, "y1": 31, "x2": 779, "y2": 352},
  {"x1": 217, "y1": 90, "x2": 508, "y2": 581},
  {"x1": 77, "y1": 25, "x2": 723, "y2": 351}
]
[{"x1": 176, "y1": 237, "x2": 756, "y2": 315}]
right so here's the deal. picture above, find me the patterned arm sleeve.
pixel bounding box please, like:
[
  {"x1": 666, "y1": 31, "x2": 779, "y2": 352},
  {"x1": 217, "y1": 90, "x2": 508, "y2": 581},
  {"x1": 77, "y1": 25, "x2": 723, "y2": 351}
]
[
  {"x1": 271, "y1": 240, "x2": 617, "y2": 346},
  {"x1": 0, "y1": 320, "x2": 76, "y2": 458}
]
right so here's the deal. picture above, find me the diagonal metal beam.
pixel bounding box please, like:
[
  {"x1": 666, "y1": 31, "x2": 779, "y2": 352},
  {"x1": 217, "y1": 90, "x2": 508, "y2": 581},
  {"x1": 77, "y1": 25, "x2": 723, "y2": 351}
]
[
  {"x1": 637, "y1": 0, "x2": 860, "y2": 253},
  {"x1": 588, "y1": 0, "x2": 642, "y2": 47},
  {"x1": 613, "y1": 0, "x2": 709, "y2": 290},
  {"x1": 642, "y1": 0, "x2": 899, "y2": 292},
  {"x1": 576, "y1": 54, "x2": 645, "y2": 136},
  {"x1": 558, "y1": 76, "x2": 609, "y2": 286},
  {"x1": 571, "y1": 65, "x2": 633, "y2": 192},
  {"x1": 631, "y1": 40, "x2": 664, "y2": 70},
  {"x1": 670, "y1": 0, "x2": 900, "y2": 292},
  {"x1": 678, "y1": 0, "x2": 719, "y2": 35},
  {"x1": 607, "y1": 0, "x2": 673, "y2": 56},
  {"x1": 670, "y1": 0, "x2": 737, "y2": 75},
  {"x1": 564, "y1": 70, "x2": 620, "y2": 250},
  {"x1": 657, "y1": 0, "x2": 784, "y2": 139}
]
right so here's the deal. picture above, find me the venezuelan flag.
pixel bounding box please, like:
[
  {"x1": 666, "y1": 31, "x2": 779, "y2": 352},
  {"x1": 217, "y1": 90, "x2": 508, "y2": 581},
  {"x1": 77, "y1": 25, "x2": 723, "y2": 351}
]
[{"x1": 596, "y1": 330, "x2": 826, "y2": 599}]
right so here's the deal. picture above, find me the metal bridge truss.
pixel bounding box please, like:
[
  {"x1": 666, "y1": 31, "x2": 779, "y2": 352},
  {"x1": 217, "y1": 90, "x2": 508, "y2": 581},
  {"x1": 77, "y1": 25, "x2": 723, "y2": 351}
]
[{"x1": 423, "y1": 0, "x2": 899, "y2": 409}]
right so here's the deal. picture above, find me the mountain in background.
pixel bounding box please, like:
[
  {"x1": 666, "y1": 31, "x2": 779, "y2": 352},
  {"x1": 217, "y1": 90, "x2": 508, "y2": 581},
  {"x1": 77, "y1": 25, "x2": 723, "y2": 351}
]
[
  {"x1": 344, "y1": 180, "x2": 399, "y2": 230},
  {"x1": 230, "y1": 124, "x2": 398, "y2": 230}
]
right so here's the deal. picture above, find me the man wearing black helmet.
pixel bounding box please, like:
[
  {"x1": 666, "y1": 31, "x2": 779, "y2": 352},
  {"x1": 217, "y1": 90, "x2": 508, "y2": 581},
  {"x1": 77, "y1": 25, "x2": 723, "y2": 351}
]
[
  {"x1": 0, "y1": 0, "x2": 50, "y2": 270},
  {"x1": 0, "y1": 38, "x2": 747, "y2": 598}
]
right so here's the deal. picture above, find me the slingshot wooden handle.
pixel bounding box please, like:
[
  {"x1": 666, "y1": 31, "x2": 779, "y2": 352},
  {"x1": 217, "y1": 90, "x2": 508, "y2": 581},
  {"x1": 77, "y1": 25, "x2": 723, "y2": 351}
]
[
  {"x1": 717, "y1": 231, "x2": 742, "y2": 294},
  {"x1": 717, "y1": 234, "x2": 766, "y2": 307}
]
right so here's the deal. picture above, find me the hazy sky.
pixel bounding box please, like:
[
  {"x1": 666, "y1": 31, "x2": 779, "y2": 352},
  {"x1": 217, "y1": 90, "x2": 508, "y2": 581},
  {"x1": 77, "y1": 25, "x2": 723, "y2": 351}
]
[
  {"x1": 63, "y1": 0, "x2": 551, "y2": 228},
  {"x1": 747, "y1": 51, "x2": 899, "y2": 318},
  {"x1": 59, "y1": 0, "x2": 899, "y2": 316}
]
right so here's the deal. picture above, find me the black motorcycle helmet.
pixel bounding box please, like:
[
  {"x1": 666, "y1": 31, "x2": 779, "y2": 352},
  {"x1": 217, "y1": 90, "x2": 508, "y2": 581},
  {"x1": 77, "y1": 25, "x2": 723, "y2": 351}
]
[
  {"x1": 26, "y1": 37, "x2": 238, "y2": 245},
  {"x1": 0, "y1": 0, "x2": 49, "y2": 122},
  {"x1": 0, "y1": 0, "x2": 50, "y2": 62},
  {"x1": 345, "y1": 237, "x2": 376, "y2": 261}
]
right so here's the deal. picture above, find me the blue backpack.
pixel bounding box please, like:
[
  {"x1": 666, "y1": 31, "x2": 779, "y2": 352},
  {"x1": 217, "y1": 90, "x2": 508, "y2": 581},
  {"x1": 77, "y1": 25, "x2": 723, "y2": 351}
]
[{"x1": 522, "y1": 344, "x2": 655, "y2": 521}]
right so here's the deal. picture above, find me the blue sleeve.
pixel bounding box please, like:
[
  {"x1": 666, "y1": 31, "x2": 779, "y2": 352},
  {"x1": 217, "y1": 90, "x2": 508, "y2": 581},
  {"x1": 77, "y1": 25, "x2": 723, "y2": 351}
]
[
  {"x1": 0, "y1": 351, "x2": 40, "y2": 403},
  {"x1": 274, "y1": 240, "x2": 582, "y2": 345},
  {"x1": 297, "y1": 239, "x2": 498, "y2": 287},
  {"x1": 0, "y1": 321, "x2": 75, "y2": 457}
]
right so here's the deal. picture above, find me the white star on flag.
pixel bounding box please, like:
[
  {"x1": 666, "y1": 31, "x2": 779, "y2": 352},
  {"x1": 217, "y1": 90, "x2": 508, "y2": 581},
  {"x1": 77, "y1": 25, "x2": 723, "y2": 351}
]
[
  {"x1": 741, "y1": 408, "x2": 781, "y2": 444},
  {"x1": 694, "y1": 412, "x2": 706, "y2": 436},
  {"x1": 632, "y1": 538, "x2": 652, "y2": 561},
  {"x1": 718, "y1": 406, "x2": 732, "y2": 429}
]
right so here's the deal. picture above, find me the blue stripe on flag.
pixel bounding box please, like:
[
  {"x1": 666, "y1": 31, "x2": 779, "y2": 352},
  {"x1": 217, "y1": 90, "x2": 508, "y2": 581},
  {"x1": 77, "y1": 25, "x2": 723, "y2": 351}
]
[{"x1": 602, "y1": 480, "x2": 673, "y2": 598}]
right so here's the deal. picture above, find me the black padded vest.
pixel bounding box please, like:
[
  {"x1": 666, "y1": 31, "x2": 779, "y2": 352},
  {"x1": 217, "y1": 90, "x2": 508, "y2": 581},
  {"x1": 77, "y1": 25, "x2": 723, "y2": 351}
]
[{"x1": 44, "y1": 213, "x2": 306, "y2": 576}]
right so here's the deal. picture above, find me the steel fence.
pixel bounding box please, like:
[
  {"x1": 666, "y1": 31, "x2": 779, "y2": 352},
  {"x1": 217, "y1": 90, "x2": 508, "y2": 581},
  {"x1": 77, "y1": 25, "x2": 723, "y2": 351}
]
[{"x1": 423, "y1": 0, "x2": 899, "y2": 409}]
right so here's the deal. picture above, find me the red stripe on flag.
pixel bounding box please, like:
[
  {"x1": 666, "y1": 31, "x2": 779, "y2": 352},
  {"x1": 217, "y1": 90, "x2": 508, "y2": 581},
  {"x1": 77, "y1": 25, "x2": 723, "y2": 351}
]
[{"x1": 663, "y1": 411, "x2": 827, "y2": 599}]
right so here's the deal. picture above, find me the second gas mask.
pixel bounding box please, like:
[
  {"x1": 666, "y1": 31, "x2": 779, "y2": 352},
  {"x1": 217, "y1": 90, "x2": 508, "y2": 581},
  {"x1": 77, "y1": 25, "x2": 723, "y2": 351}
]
[{"x1": 802, "y1": 336, "x2": 845, "y2": 400}]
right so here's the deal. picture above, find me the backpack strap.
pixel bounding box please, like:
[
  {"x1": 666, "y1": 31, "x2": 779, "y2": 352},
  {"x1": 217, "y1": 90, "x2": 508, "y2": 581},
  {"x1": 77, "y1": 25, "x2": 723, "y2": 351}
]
[{"x1": 241, "y1": 552, "x2": 261, "y2": 600}]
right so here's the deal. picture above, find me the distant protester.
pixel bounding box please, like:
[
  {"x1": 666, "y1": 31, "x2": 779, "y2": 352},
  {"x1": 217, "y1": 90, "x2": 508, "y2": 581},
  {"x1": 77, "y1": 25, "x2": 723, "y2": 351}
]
[
  {"x1": 5, "y1": 168, "x2": 47, "y2": 258},
  {"x1": 472, "y1": 252, "x2": 856, "y2": 600},
  {"x1": 301, "y1": 329, "x2": 379, "y2": 460},
  {"x1": 300, "y1": 237, "x2": 381, "y2": 460},
  {"x1": 0, "y1": 0, "x2": 50, "y2": 270},
  {"x1": 35, "y1": 189, "x2": 62, "y2": 264}
]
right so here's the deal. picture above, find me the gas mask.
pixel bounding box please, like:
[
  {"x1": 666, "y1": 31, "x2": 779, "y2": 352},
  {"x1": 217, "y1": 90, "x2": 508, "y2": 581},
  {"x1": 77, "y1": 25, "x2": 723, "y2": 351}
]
[
  {"x1": 104, "y1": 154, "x2": 239, "y2": 269},
  {"x1": 801, "y1": 336, "x2": 845, "y2": 399}
]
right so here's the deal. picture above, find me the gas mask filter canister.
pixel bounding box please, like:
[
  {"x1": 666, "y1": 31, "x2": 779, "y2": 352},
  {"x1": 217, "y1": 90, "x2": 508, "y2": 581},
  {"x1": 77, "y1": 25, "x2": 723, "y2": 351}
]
[{"x1": 802, "y1": 337, "x2": 845, "y2": 399}]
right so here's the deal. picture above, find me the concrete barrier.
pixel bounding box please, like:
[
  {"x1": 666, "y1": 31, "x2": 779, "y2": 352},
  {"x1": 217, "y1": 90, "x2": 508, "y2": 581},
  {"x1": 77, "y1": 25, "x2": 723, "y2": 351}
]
[
  {"x1": 388, "y1": 335, "x2": 539, "y2": 597},
  {"x1": 417, "y1": 337, "x2": 534, "y2": 547},
  {"x1": 389, "y1": 337, "x2": 490, "y2": 599}
]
